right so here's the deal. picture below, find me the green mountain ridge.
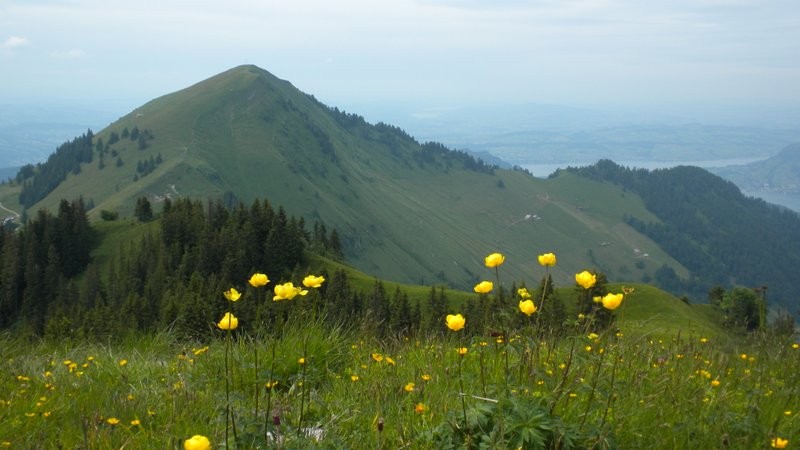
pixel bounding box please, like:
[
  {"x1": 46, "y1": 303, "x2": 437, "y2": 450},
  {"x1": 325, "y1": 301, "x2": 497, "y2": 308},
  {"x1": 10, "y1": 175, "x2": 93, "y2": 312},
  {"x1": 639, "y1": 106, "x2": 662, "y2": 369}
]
[{"x1": 0, "y1": 65, "x2": 694, "y2": 291}]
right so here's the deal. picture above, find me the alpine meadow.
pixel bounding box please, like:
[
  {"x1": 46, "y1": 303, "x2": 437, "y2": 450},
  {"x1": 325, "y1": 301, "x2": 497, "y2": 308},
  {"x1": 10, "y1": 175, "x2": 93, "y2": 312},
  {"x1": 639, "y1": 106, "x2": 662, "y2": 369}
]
[{"x1": 1, "y1": 65, "x2": 799, "y2": 449}]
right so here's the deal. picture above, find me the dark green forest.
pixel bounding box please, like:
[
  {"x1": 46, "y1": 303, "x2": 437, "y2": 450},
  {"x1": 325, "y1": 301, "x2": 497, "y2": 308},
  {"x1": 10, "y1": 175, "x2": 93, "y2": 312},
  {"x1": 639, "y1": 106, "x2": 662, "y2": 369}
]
[
  {"x1": 565, "y1": 160, "x2": 800, "y2": 313},
  {"x1": 0, "y1": 195, "x2": 576, "y2": 340}
]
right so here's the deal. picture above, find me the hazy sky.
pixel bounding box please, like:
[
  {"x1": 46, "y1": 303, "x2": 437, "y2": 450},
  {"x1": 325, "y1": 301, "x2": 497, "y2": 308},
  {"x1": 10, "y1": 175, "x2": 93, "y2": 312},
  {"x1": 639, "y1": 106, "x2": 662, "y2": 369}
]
[{"x1": 2, "y1": 0, "x2": 799, "y2": 124}]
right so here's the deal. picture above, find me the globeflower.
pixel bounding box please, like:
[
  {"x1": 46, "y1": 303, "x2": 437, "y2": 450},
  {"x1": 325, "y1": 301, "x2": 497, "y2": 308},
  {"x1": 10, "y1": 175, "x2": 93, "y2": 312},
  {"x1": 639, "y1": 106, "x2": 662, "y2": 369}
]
[
  {"x1": 518, "y1": 299, "x2": 537, "y2": 316},
  {"x1": 217, "y1": 312, "x2": 239, "y2": 330},
  {"x1": 223, "y1": 287, "x2": 241, "y2": 302},
  {"x1": 184, "y1": 435, "x2": 211, "y2": 450},
  {"x1": 273, "y1": 282, "x2": 308, "y2": 301},
  {"x1": 248, "y1": 272, "x2": 269, "y2": 287},
  {"x1": 302, "y1": 274, "x2": 325, "y2": 289},
  {"x1": 575, "y1": 271, "x2": 597, "y2": 289},
  {"x1": 601, "y1": 293, "x2": 624, "y2": 310},
  {"x1": 771, "y1": 437, "x2": 789, "y2": 449},
  {"x1": 474, "y1": 281, "x2": 494, "y2": 294},
  {"x1": 484, "y1": 252, "x2": 505, "y2": 268},
  {"x1": 538, "y1": 252, "x2": 557, "y2": 267},
  {"x1": 445, "y1": 314, "x2": 466, "y2": 331}
]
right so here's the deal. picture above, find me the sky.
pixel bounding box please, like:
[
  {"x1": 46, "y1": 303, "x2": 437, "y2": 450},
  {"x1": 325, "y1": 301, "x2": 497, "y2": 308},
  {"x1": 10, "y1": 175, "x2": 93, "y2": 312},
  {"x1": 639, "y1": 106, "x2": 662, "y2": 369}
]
[{"x1": 1, "y1": 0, "x2": 800, "y2": 127}]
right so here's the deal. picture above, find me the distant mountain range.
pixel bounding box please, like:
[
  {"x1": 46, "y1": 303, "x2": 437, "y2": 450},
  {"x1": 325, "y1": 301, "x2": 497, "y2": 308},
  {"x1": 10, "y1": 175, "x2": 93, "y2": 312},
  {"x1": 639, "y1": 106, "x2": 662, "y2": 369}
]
[
  {"x1": 711, "y1": 144, "x2": 800, "y2": 212},
  {"x1": 2, "y1": 64, "x2": 799, "y2": 313}
]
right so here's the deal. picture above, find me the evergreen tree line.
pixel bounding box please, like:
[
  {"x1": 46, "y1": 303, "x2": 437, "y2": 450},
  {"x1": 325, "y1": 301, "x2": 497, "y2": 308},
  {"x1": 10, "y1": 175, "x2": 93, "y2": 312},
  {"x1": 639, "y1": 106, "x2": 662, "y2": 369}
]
[
  {"x1": 566, "y1": 160, "x2": 800, "y2": 311},
  {"x1": 0, "y1": 199, "x2": 94, "y2": 333},
  {"x1": 17, "y1": 131, "x2": 95, "y2": 208}
]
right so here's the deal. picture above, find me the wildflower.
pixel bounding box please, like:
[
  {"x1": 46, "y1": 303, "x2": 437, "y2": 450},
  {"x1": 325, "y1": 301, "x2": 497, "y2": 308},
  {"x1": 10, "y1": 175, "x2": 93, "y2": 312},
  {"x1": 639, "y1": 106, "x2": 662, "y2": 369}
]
[
  {"x1": 404, "y1": 382, "x2": 415, "y2": 392},
  {"x1": 585, "y1": 346, "x2": 592, "y2": 352},
  {"x1": 457, "y1": 347, "x2": 468, "y2": 356},
  {"x1": 771, "y1": 437, "x2": 789, "y2": 448},
  {"x1": 371, "y1": 353, "x2": 384, "y2": 362},
  {"x1": 700, "y1": 338, "x2": 709, "y2": 343},
  {"x1": 131, "y1": 419, "x2": 141, "y2": 426},
  {"x1": 350, "y1": 375, "x2": 359, "y2": 382},
  {"x1": 517, "y1": 288, "x2": 531, "y2": 299},
  {"x1": 106, "y1": 417, "x2": 120, "y2": 425},
  {"x1": 518, "y1": 299, "x2": 537, "y2": 316},
  {"x1": 740, "y1": 353, "x2": 748, "y2": 360},
  {"x1": 184, "y1": 435, "x2": 211, "y2": 450},
  {"x1": 784, "y1": 410, "x2": 792, "y2": 416},
  {"x1": 593, "y1": 296, "x2": 602, "y2": 303},
  {"x1": 445, "y1": 314, "x2": 466, "y2": 331},
  {"x1": 273, "y1": 282, "x2": 308, "y2": 301},
  {"x1": 421, "y1": 374, "x2": 432, "y2": 381},
  {"x1": 711, "y1": 379, "x2": 721, "y2": 387},
  {"x1": 793, "y1": 343, "x2": 799, "y2": 349},
  {"x1": 302, "y1": 274, "x2": 325, "y2": 288},
  {"x1": 601, "y1": 293, "x2": 624, "y2": 310},
  {"x1": 473, "y1": 281, "x2": 493, "y2": 294},
  {"x1": 415, "y1": 403, "x2": 427, "y2": 414},
  {"x1": 298, "y1": 357, "x2": 306, "y2": 365},
  {"x1": 578, "y1": 313, "x2": 585, "y2": 320},
  {"x1": 249, "y1": 272, "x2": 269, "y2": 287},
  {"x1": 217, "y1": 312, "x2": 239, "y2": 330},
  {"x1": 119, "y1": 359, "x2": 128, "y2": 367},
  {"x1": 587, "y1": 333, "x2": 599, "y2": 341},
  {"x1": 484, "y1": 252, "x2": 505, "y2": 268},
  {"x1": 265, "y1": 381, "x2": 278, "y2": 389},
  {"x1": 385, "y1": 356, "x2": 396, "y2": 365},
  {"x1": 223, "y1": 287, "x2": 241, "y2": 301},
  {"x1": 575, "y1": 271, "x2": 597, "y2": 289},
  {"x1": 537, "y1": 252, "x2": 556, "y2": 267}
]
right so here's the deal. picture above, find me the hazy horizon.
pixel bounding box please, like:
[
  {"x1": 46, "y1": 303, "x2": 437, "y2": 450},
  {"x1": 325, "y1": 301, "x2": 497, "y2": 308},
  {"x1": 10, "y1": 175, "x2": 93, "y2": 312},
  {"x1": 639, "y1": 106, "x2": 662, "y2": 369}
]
[{"x1": 2, "y1": 1, "x2": 799, "y2": 126}]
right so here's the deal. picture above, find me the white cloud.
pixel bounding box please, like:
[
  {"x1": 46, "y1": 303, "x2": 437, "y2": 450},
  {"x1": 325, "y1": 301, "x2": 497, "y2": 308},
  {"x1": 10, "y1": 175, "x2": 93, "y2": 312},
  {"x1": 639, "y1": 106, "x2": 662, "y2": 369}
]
[{"x1": 2, "y1": 36, "x2": 29, "y2": 49}]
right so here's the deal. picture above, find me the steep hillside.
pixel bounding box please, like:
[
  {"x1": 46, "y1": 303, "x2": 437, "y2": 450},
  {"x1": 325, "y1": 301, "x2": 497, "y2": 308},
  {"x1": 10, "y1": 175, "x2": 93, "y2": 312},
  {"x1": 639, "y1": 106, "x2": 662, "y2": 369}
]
[
  {"x1": 0, "y1": 65, "x2": 686, "y2": 290},
  {"x1": 566, "y1": 160, "x2": 800, "y2": 310}
]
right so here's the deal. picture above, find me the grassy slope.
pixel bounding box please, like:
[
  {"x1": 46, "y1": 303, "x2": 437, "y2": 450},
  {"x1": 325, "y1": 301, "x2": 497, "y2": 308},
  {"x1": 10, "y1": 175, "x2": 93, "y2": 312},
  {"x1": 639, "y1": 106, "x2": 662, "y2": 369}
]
[{"x1": 1, "y1": 65, "x2": 688, "y2": 291}]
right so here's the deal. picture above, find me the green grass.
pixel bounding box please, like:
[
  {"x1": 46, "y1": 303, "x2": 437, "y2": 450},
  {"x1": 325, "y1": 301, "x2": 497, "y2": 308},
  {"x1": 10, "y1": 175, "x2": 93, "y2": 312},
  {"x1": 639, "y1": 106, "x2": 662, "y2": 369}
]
[{"x1": 1, "y1": 308, "x2": 796, "y2": 449}]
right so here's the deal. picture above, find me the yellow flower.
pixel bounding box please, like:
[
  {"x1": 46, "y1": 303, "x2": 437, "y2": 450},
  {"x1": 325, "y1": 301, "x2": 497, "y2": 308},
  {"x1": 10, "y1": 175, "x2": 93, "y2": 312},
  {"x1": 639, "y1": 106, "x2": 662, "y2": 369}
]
[
  {"x1": 184, "y1": 435, "x2": 211, "y2": 450},
  {"x1": 265, "y1": 380, "x2": 279, "y2": 389},
  {"x1": 223, "y1": 287, "x2": 241, "y2": 301},
  {"x1": 601, "y1": 293, "x2": 624, "y2": 310},
  {"x1": 771, "y1": 437, "x2": 789, "y2": 448},
  {"x1": 385, "y1": 356, "x2": 396, "y2": 366},
  {"x1": 217, "y1": 312, "x2": 239, "y2": 330},
  {"x1": 484, "y1": 252, "x2": 505, "y2": 268},
  {"x1": 587, "y1": 333, "x2": 599, "y2": 341},
  {"x1": 517, "y1": 288, "x2": 531, "y2": 299},
  {"x1": 298, "y1": 357, "x2": 306, "y2": 365},
  {"x1": 248, "y1": 272, "x2": 269, "y2": 287},
  {"x1": 302, "y1": 274, "x2": 325, "y2": 288},
  {"x1": 473, "y1": 281, "x2": 494, "y2": 294},
  {"x1": 592, "y1": 296, "x2": 602, "y2": 303},
  {"x1": 537, "y1": 252, "x2": 556, "y2": 267},
  {"x1": 421, "y1": 374, "x2": 432, "y2": 381},
  {"x1": 119, "y1": 359, "x2": 128, "y2": 367},
  {"x1": 404, "y1": 382, "x2": 415, "y2": 392},
  {"x1": 457, "y1": 347, "x2": 468, "y2": 356},
  {"x1": 575, "y1": 271, "x2": 597, "y2": 289},
  {"x1": 350, "y1": 375, "x2": 359, "y2": 382},
  {"x1": 711, "y1": 379, "x2": 721, "y2": 387},
  {"x1": 415, "y1": 403, "x2": 427, "y2": 414},
  {"x1": 445, "y1": 314, "x2": 466, "y2": 331},
  {"x1": 273, "y1": 282, "x2": 308, "y2": 301},
  {"x1": 106, "y1": 417, "x2": 120, "y2": 425},
  {"x1": 371, "y1": 353, "x2": 384, "y2": 362},
  {"x1": 131, "y1": 419, "x2": 141, "y2": 426},
  {"x1": 518, "y1": 299, "x2": 537, "y2": 316},
  {"x1": 793, "y1": 343, "x2": 799, "y2": 349}
]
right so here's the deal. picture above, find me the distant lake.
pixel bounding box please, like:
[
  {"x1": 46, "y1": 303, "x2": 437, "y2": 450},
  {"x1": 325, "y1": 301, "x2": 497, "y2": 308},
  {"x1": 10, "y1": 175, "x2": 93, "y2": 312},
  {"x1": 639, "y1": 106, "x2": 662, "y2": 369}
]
[{"x1": 523, "y1": 157, "x2": 768, "y2": 178}]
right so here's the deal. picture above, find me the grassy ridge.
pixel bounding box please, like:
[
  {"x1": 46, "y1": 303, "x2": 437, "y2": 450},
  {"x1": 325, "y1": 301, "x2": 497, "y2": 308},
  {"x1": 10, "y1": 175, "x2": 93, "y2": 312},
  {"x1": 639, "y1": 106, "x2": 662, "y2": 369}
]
[{"x1": 0, "y1": 65, "x2": 690, "y2": 291}]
